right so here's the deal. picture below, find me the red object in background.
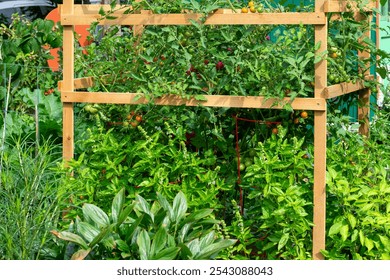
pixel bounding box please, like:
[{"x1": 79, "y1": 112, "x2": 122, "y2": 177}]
[{"x1": 45, "y1": 8, "x2": 91, "y2": 71}]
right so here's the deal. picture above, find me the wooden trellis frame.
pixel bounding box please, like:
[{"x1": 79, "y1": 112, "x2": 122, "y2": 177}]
[{"x1": 59, "y1": 0, "x2": 377, "y2": 260}]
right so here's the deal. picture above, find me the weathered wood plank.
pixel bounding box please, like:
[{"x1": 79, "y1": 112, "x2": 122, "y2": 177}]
[
  {"x1": 323, "y1": 76, "x2": 373, "y2": 99},
  {"x1": 313, "y1": 0, "x2": 327, "y2": 261},
  {"x1": 62, "y1": 1, "x2": 75, "y2": 162},
  {"x1": 61, "y1": 91, "x2": 327, "y2": 111},
  {"x1": 60, "y1": 5, "x2": 326, "y2": 26}
]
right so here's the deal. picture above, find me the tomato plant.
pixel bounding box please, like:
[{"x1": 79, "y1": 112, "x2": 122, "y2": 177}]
[{"x1": 2, "y1": 0, "x2": 388, "y2": 261}]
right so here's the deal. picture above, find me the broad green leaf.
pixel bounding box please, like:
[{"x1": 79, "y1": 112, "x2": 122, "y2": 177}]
[
  {"x1": 347, "y1": 213, "x2": 357, "y2": 229},
  {"x1": 381, "y1": 253, "x2": 390, "y2": 260},
  {"x1": 329, "y1": 221, "x2": 343, "y2": 236},
  {"x1": 83, "y1": 203, "x2": 110, "y2": 228},
  {"x1": 51, "y1": 230, "x2": 88, "y2": 249},
  {"x1": 102, "y1": 235, "x2": 116, "y2": 250},
  {"x1": 157, "y1": 192, "x2": 174, "y2": 220},
  {"x1": 135, "y1": 195, "x2": 154, "y2": 221},
  {"x1": 178, "y1": 243, "x2": 193, "y2": 259},
  {"x1": 199, "y1": 231, "x2": 215, "y2": 249},
  {"x1": 365, "y1": 238, "x2": 374, "y2": 252},
  {"x1": 41, "y1": 90, "x2": 62, "y2": 118},
  {"x1": 327, "y1": 167, "x2": 337, "y2": 181},
  {"x1": 178, "y1": 223, "x2": 191, "y2": 244},
  {"x1": 190, "y1": 0, "x2": 200, "y2": 11},
  {"x1": 110, "y1": 0, "x2": 116, "y2": 10},
  {"x1": 98, "y1": 6, "x2": 106, "y2": 16},
  {"x1": 112, "y1": 188, "x2": 125, "y2": 224},
  {"x1": 196, "y1": 239, "x2": 236, "y2": 259},
  {"x1": 379, "y1": 235, "x2": 390, "y2": 251},
  {"x1": 137, "y1": 229, "x2": 151, "y2": 260},
  {"x1": 314, "y1": 41, "x2": 321, "y2": 51},
  {"x1": 351, "y1": 229, "x2": 359, "y2": 242},
  {"x1": 172, "y1": 191, "x2": 188, "y2": 223},
  {"x1": 89, "y1": 225, "x2": 115, "y2": 248},
  {"x1": 152, "y1": 247, "x2": 180, "y2": 260},
  {"x1": 187, "y1": 239, "x2": 200, "y2": 256},
  {"x1": 116, "y1": 239, "x2": 130, "y2": 252},
  {"x1": 151, "y1": 227, "x2": 168, "y2": 257},
  {"x1": 278, "y1": 232, "x2": 290, "y2": 251},
  {"x1": 71, "y1": 248, "x2": 91, "y2": 260},
  {"x1": 359, "y1": 230, "x2": 365, "y2": 246},
  {"x1": 182, "y1": 208, "x2": 213, "y2": 224},
  {"x1": 77, "y1": 221, "x2": 100, "y2": 243},
  {"x1": 340, "y1": 224, "x2": 349, "y2": 242},
  {"x1": 117, "y1": 202, "x2": 136, "y2": 226},
  {"x1": 125, "y1": 214, "x2": 144, "y2": 243}
]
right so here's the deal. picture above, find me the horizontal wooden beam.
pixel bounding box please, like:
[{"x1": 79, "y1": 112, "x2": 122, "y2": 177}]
[
  {"x1": 60, "y1": 5, "x2": 326, "y2": 26},
  {"x1": 58, "y1": 76, "x2": 95, "y2": 91},
  {"x1": 323, "y1": 76, "x2": 373, "y2": 99},
  {"x1": 324, "y1": 0, "x2": 375, "y2": 13},
  {"x1": 59, "y1": 75, "x2": 372, "y2": 103},
  {"x1": 61, "y1": 91, "x2": 326, "y2": 111}
]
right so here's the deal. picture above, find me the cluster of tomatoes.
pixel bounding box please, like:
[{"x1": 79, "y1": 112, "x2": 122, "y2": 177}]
[
  {"x1": 327, "y1": 46, "x2": 354, "y2": 84},
  {"x1": 235, "y1": 109, "x2": 310, "y2": 172},
  {"x1": 241, "y1": 1, "x2": 264, "y2": 13},
  {"x1": 123, "y1": 111, "x2": 143, "y2": 128}
]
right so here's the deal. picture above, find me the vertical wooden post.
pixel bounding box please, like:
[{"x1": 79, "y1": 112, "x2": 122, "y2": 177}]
[
  {"x1": 358, "y1": 89, "x2": 370, "y2": 136},
  {"x1": 313, "y1": 0, "x2": 327, "y2": 260},
  {"x1": 62, "y1": 0, "x2": 75, "y2": 162},
  {"x1": 133, "y1": 0, "x2": 146, "y2": 36},
  {"x1": 357, "y1": 13, "x2": 372, "y2": 137}
]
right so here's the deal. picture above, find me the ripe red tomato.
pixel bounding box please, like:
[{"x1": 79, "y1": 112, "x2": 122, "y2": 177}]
[
  {"x1": 216, "y1": 61, "x2": 224, "y2": 70},
  {"x1": 135, "y1": 115, "x2": 143, "y2": 122},
  {"x1": 130, "y1": 121, "x2": 139, "y2": 128}
]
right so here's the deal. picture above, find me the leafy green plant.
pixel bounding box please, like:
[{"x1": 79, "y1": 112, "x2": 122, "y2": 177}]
[
  {"x1": 60, "y1": 116, "x2": 233, "y2": 214},
  {"x1": 0, "y1": 87, "x2": 62, "y2": 141},
  {"x1": 242, "y1": 126, "x2": 314, "y2": 259},
  {"x1": 0, "y1": 136, "x2": 71, "y2": 260},
  {"x1": 323, "y1": 130, "x2": 390, "y2": 259},
  {"x1": 217, "y1": 199, "x2": 258, "y2": 260},
  {"x1": 0, "y1": 15, "x2": 63, "y2": 141},
  {"x1": 0, "y1": 15, "x2": 61, "y2": 89},
  {"x1": 52, "y1": 189, "x2": 236, "y2": 260}
]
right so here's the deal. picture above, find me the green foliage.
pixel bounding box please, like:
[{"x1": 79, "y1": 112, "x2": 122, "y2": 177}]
[
  {"x1": 0, "y1": 15, "x2": 62, "y2": 88},
  {"x1": 79, "y1": 19, "x2": 316, "y2": 100},
  {"x1": 0, "y1": 87, "x2": 62, "y2": 141},
  {"x1": 323, "y1": 133, "x2": 390, "y2": 260},
  {"x1": 52, "y1": 189, "x2": 236, "y2": 260},
  {"x1": 0, "y1": 136, "x2": 72, "y2": 259},
  {"x1": 1, "y1": 1, "x2": 389, "y2": 261},
  {"x1": 242, "y1": 127, "x2": 314, "y2": 259},
  {"x1": 61, "y1": 117, "x2": 233, "y2": 214},
  {"x1": 0, "y1": 15, "x2": 63, "y2": 142}
]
